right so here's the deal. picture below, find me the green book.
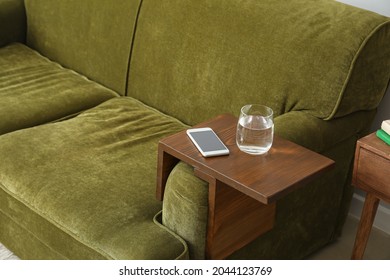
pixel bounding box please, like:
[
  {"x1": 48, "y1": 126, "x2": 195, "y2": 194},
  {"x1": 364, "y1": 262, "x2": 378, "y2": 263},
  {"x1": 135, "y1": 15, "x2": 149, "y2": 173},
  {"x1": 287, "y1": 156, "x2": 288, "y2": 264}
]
[{"x1": 376, "y1": 129, "x2": 390, "y2": 145}]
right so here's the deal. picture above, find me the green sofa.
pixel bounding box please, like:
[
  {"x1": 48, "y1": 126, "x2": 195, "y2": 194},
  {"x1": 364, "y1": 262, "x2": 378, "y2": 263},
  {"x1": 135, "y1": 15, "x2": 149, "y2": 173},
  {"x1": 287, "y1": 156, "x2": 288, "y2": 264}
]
[{"x1": 0, "y1": 0, "x2": 389, "y2": 260}]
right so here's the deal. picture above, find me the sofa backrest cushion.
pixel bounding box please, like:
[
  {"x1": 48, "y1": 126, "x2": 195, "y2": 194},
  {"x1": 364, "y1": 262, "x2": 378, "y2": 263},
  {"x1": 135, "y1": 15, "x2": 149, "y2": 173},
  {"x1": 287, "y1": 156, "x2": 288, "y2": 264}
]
[
  {"x1": 0, "y1": 0, "x2": 26, "y2": 47},
  {"x1": 127, "y1": 0, "x2": 390, "y2": 125},
  {"x1": 25, "y1": 0, "x2": 142, "y2": 95}
]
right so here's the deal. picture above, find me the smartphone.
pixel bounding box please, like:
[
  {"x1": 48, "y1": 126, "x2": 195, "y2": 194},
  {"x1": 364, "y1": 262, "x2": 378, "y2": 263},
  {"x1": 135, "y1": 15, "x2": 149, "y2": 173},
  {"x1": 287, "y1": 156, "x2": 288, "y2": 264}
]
[{"x1": 186, "y1": 127, "x2": 229, "y2": 157}]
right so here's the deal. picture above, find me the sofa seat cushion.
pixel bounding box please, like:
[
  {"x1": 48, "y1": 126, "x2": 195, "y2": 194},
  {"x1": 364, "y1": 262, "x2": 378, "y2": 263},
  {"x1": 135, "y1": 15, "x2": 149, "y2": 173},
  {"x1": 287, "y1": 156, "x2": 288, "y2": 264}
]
[
  {"x1": 0, "y1": 97, "x2": 189, "y2": 259},
  {"x1": 0, "y1": 43, "x2": 118, "y2": 135}
]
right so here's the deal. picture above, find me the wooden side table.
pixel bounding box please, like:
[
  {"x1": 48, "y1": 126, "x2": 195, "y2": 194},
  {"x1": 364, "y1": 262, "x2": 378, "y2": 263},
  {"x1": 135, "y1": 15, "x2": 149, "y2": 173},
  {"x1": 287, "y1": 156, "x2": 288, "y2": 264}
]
[
  {"x1": 351, "y1": 132, "x2": 390, "y2": 259},
  {"x1": 156, "y1": 114, "x2": 334, "y2": 259}
]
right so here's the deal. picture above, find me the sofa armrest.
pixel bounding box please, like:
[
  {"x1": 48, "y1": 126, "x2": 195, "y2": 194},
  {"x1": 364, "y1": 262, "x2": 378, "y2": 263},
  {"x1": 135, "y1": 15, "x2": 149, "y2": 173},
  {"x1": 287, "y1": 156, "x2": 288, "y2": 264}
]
[
  {"x1": 0, "y1": 0, "x2": 26, "y2": 47},
  {"x1": 274, "y1": 110, "x2": 376, "y2": 153},
  {"x1": 161, "y1": 110, "x2": 376, "y2": 259}
]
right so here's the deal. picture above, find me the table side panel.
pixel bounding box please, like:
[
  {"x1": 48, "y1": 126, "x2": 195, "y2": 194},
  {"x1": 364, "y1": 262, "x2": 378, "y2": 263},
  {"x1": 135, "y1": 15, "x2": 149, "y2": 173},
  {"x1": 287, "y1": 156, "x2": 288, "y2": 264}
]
[
  {"x1": 355, "y1": 147, "x2": 390, "y2": 203},
  {"x1": 206, "y1": 180, "x2": 275, "y2": 260}
]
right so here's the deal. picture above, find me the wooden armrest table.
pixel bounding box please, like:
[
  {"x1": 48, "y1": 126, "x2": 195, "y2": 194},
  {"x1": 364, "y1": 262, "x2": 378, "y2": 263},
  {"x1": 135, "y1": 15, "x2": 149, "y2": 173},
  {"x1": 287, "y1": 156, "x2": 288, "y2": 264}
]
[
  {"x1": 156, "y1": 114, "x2": 334, "y2": 259},
  {"x1": 351, "y1": 132, "x2": 390, "y2": 259}
]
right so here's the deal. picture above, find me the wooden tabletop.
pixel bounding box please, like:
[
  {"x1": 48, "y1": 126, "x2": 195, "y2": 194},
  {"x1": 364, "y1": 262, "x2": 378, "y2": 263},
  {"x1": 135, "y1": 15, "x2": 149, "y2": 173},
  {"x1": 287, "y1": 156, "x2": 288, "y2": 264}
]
[{"x1": 158, "y1": 114, "x2": 335, "y2": 204}]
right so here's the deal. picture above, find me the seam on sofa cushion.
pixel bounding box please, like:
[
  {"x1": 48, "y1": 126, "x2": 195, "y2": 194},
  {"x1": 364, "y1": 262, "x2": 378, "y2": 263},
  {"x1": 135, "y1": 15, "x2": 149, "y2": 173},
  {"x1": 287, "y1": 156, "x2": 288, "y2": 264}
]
[
  {"x1": 0, "y1": 207, "x2": 70, "y2": 260},
  {"x1": 125, "y1": 0, "x2": 144, "y2": 97},
  {"x1": 153, "y1": 211, "x2": 189, "y2": 260},
  {"x1": 0, "y1": 43, "x2": 119, "y2": 135},
  {"x1": 0, "y1": 182, "x2": 115, "y2": 260},
  {"x1": 5, "y1": 43, "x2": 122, "y2": 89}
]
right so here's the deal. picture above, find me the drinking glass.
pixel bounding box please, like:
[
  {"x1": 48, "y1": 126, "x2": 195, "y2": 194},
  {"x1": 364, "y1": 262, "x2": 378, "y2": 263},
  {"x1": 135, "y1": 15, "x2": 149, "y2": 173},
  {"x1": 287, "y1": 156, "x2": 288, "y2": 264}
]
[{"x1": 236, "y1": 104, "x2": 274, "y2": 155}]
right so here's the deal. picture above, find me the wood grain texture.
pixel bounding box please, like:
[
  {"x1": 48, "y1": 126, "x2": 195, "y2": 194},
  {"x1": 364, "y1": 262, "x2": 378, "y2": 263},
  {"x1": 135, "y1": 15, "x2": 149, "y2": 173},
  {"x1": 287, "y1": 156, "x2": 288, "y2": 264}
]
[
  {"x1": 194, "y1": 168, "x2": 275, "y2": 259},
  {"x1": 156, "y1": 114, "x2": 335, "y2": 259},
  {"x1": 351, "y1": 193, "x2": 380, "y2": 259},
  {"x1": 351, "y1": 132, "x2": 390, "y2": 259},
  {"x1": 157, "y1": 114, "x2": 334, "y2": 204},
  {"x1": 352, "y1": 133, "x2": 390, "y2": 203}
]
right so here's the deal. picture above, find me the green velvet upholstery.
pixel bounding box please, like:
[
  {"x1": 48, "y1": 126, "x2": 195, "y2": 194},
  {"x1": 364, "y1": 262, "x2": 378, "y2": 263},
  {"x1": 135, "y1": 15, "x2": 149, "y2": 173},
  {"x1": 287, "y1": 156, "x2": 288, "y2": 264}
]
[
  {"x1": 162, "y1": 162, "x2": 208, "y2": 260},
  {"x1": 163, "y1": 109, "x2": 376, "y2": 259},
  {"x1": 0, "y1": 0, "x2": 26, "y2": 47},
  {"x1": 0, "y1": 0, "x2": 389, "y2": 260},
  {"x1": 0, "y1": 43, "x2": 118, "y2": 135},
  {"x1": 128, "y1": 0, "x2": 390, "y2": 125},
  {"x1": 25, "y1": 0, "x2": 142, "y2": 95},
  {"x1": 0, "y1": 97, "x2": 188, "y2": 259}
]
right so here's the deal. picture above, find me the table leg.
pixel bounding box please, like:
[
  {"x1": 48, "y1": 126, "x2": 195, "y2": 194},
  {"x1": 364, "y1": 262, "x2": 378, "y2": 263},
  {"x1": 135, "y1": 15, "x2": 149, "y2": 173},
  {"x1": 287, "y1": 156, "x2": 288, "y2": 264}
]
[{"x1": 351, "y1": 192, "x2": 380, "y2": 260}]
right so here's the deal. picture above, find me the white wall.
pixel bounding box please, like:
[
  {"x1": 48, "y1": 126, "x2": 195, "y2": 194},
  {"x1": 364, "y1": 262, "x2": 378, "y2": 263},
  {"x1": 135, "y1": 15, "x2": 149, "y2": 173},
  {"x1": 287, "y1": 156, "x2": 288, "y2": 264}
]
[
  {"x1": 336, "y1": 0, "x2": 390, "y2": 16},
  {"x1": 336, "y1": 0, "x2": 390, "y2": 234},
  {"x1": 371, "y1": 86, "x2": 390, "y2": 132}
]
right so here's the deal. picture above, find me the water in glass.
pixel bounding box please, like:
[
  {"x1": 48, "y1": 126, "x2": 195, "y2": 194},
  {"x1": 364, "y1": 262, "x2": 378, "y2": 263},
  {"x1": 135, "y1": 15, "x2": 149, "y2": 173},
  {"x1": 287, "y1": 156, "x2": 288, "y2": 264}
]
[{"x1": 236, "y1": 105, "x2": 274, "y2": 155}]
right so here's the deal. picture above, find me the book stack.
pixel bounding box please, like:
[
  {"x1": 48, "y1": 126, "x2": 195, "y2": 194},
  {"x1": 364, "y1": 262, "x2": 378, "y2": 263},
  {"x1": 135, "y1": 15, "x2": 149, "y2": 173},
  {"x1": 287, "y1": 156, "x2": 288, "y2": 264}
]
[{"x1": 377, "y1": 120, "x2": 390, "y2": 145}]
